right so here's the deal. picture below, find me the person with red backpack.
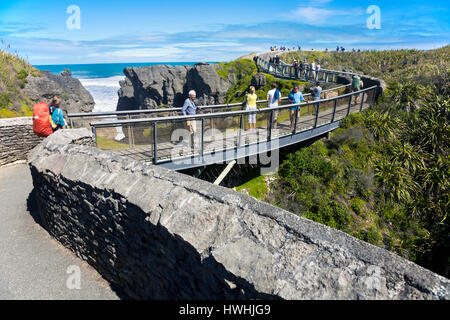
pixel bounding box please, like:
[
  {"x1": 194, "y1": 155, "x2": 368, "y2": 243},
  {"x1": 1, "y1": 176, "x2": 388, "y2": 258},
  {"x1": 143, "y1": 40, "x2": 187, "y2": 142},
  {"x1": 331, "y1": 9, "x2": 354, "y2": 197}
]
[{"x1": 32, "y1": 96, "x2": 67, "y2": 137}]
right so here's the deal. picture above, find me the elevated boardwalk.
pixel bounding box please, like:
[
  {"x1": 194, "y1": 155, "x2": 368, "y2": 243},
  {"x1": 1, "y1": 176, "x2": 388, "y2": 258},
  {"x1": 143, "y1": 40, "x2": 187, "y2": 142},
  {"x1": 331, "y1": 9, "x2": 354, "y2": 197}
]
[{"x1": 68, "y1": 55, "x2": 381, "y2": 170}]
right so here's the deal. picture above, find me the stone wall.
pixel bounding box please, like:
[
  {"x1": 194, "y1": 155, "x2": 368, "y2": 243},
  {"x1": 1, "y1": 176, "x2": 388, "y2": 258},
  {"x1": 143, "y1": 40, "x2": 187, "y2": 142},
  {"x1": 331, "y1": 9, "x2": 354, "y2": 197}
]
[
  {"x1": 0, "y1": 117, "x2": 42, "y2": 167},
  {"x1": 337, "y1": 74, "x2": 387, "y2": 99},
  {"x1": 28, "y1": 129, "x2": 449, "y2": 300}
]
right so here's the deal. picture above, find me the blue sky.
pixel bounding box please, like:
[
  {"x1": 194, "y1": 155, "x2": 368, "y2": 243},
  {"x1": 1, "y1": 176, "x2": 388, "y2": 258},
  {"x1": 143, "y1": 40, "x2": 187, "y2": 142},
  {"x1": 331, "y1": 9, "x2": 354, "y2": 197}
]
[{"x1": 0, "y1": 0, "x2": 449, "y2": 64}]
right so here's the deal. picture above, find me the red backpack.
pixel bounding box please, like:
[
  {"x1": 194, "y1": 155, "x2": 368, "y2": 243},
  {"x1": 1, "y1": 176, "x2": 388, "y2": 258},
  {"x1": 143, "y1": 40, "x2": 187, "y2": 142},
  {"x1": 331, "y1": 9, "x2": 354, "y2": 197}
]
[{"x1": 32, "y1": 102, "x2": 54, "y2": 137}]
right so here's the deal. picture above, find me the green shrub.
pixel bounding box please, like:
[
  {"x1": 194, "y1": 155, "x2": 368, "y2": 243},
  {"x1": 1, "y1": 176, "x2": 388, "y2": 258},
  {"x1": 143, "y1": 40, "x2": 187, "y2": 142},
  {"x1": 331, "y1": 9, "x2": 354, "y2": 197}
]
[
  {"x1": 0, "y1": 93, "x2": 12, "y2": 107},
  {"x1": 358, "y1": 227, "x2": 383, "y2": 246},
  {"x1": 350, "y1": 198, "x2": 366, "y2": 216}
]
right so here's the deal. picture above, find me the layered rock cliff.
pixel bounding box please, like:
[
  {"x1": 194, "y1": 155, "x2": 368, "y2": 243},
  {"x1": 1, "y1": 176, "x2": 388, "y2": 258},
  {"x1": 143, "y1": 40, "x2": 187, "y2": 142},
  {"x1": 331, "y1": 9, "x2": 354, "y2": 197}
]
[
  {"x1": 24, "y1": 69, "x2": 95, "y2": 115},
  {"x1": 117, "y1": 63, "x2": 234, "y2": 111},
  {"x1": 0, "y1": 50, "x2": 95, "y2": 118}
]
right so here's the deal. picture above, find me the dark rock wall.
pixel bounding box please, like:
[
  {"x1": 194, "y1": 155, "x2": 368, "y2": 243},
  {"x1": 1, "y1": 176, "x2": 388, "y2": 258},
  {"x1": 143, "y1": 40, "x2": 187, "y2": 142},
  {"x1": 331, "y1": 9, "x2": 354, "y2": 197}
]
[
  {"x1": 24, "y1": 70, "x2": 95, "y2": 115},
  {"x1": 117, "y1": 63, "x2": 234, "y2": 111}
]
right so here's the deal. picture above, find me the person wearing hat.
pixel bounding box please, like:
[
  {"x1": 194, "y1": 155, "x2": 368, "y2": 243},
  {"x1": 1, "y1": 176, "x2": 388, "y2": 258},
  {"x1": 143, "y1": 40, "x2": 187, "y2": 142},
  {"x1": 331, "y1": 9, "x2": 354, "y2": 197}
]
[{"x1": 49, "y1": 96, "x2": 67, "y2": 131}]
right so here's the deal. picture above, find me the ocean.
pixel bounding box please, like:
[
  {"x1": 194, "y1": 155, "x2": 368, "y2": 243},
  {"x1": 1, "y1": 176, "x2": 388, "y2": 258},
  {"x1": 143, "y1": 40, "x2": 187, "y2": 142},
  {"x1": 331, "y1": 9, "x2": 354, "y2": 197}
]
[{"x1": 33, "y1": 62, "x2": 202, "y2": 112}]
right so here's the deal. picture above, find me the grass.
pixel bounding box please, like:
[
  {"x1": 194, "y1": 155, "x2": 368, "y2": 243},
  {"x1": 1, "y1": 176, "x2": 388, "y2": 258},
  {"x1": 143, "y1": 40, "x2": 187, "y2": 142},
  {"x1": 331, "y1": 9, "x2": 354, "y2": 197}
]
[
  {"x1": 235, "y1": 175, "x2": 268, "y2": 200},
  {"x1": 281, "y1": 46, "x2": 450, "y2": 84},
  {"x1": 0, "y1": 48, "x2": 42, "y2": 117},
  {"x1": 96, "y1": 136, "x2": 130, "y2": 150}
]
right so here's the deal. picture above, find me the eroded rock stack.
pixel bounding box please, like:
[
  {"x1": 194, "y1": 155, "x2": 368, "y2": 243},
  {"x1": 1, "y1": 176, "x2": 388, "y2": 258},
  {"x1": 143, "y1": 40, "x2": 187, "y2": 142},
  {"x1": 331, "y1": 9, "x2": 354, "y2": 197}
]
[
  {"x1": 117, "y1": 63, "x2": 234, "y2": 111},
  {"x1": 24, "y1": 70, "x2": 95, "y2": 115}
]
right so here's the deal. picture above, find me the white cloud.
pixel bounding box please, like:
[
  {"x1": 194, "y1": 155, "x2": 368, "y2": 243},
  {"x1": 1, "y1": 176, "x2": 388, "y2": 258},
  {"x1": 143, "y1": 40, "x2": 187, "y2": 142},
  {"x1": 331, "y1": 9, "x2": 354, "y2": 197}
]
[
  {"x1": 175, "y1": 41, "x2": 241, "y2": 48},
  {"x1": 291, "y1": 7, "x2": 352, "y2": 25},
  {"x1": 106, "y1": 46, "x2": 184, "y2": 58}
]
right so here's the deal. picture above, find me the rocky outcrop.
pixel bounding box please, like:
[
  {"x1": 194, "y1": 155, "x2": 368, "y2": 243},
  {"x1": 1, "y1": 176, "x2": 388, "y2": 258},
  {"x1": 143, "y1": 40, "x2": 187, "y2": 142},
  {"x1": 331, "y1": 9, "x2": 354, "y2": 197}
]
[
  {"x1": 28, "y1": 129, "x2": 449, "y2": 300},
  {"x1": 251, "y1": 73, "x2": 266, "y2": 89},
  {"x1": 0, "y1": 117, "x2": 42, "y2": 167},
  {"x1": 24, "y1": 69, "x2": 95, "y2": 115},
  {"x1": 117, "y1": 63, "x2": 234, "y2": 111}
]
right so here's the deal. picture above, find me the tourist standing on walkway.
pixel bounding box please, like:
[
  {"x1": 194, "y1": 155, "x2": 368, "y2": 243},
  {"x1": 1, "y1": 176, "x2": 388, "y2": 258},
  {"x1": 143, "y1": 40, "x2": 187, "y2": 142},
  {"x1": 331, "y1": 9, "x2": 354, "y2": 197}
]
[
  {"x1": 299, "y1": 60, "x2": 304, "y2": 79},
  {"x1": 315, "y1": 62, "x2": 321, "y2": 81},
  {"x1": 267, "y1": 83, "x2": 281, "y2": 129},
  {"x1": 293, "y1": 60, "x2": 299, "y2": 78},
  {"x1": 304, "y1": 61, "x2": 309, "y2": 81},
  {"x1": 182, "y1": 90, "x2": 199, "y2": 149},
  {"x1": 49, "y1": 96, "x2": 67, "y2": 131},
  {"x1": 311, "y1": 82, "x2": 322, "y2": 101},
  {"x1": 310, "y1": 61, "x2": 316, "y2": 80},
  {"x1": 246, "y1": 86, "x2": 258, "y2": 131},
  {"x1": 351, "y1": 75, "x2": 364, "y2": 105},
  {"x1": 310, "y1": 82, "x2": 322, "y2": 115},
  {"x1": 287, "y1": 86, "x2": 304, "y2": 130}
]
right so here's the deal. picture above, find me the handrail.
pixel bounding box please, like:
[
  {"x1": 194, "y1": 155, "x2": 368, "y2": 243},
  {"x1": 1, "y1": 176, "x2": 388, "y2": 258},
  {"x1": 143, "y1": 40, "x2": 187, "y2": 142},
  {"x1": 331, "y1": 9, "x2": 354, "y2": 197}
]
[
  {"x1": 68, "y1": 84, "x2": 351, "y2": 120},
  {"x1": 69, "y1": 55, "x2": 353, "y2": 122},
  {"x1": 255, "y1": 55, "x2": 366, "y2": 78},
  {"x1": 90, "y1": 86, "x2": 377, "y2": 128}
]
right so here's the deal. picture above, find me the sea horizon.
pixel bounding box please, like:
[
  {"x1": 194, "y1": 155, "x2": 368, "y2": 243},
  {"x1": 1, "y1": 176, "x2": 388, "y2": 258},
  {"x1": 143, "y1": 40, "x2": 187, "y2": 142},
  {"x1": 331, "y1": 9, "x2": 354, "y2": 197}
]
[{"x1": 33, "y1": 62, "x2": 218, "y2": 79}]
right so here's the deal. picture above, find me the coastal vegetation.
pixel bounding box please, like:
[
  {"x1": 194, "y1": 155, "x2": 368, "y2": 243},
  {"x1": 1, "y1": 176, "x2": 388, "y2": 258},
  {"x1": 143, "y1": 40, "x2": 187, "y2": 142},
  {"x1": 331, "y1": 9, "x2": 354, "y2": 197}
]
[
  {"x1": 216, "y1": 58, "x2": 309, "y2": 103},
  {"x1": 0, "y1": 47, "x2": 41, "y2": 118},
  {"x1": 237, "y1": 46, "x2": 449, "y2": 277}
]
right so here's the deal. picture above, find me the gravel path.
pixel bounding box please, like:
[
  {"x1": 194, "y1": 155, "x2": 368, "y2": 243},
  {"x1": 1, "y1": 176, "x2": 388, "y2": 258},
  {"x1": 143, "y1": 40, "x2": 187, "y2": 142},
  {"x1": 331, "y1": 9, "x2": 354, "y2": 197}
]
[{"x1": 0, "y1": 164, "x2": 119, "y2": 300}]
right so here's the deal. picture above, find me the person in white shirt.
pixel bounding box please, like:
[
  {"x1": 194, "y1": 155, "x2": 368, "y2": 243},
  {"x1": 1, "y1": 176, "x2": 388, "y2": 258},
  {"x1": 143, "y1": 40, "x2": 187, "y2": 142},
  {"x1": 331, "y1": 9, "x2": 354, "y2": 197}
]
[
  {"x1": 310, "y1": 61, "x2": 316, "y2": 80},
  {"x1": 267, "y1": 83, "x2": 281, "y2": 129}
]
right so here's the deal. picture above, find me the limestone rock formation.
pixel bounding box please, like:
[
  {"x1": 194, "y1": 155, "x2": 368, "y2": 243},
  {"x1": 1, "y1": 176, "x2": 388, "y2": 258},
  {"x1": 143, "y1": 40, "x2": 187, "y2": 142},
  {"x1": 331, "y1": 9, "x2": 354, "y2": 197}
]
[
  {"x1": 24, "y1": 70, "x2": 95, "y2": 115},
  {"x1": 251, "y1": 73, "x2": 266, "y2": 89},
  {"x1": 323, "y1": 90, "x2": 339, "y2": 99},
  {"x1": 117, "y1": 63, "x2": 234, "y2": 111}
]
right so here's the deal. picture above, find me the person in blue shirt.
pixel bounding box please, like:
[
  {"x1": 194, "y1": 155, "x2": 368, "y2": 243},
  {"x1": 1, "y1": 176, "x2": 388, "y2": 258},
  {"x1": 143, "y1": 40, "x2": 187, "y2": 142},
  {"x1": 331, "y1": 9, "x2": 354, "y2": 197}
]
[
  {"x1": 49, "y1": 96, "x2": 67, "y2": 132},
  {"x1": 310, "y1": 82, "x2": 323, "y2": 115},
  {"x1": 181, "y1": 90, "x2": 197, "y2": 117},
  {"x1": 287, "y1": 86, "x2": 304, "y2": 130},
  {"x1": 311, "y1": 82, "x2": 322, "y2": 101}
]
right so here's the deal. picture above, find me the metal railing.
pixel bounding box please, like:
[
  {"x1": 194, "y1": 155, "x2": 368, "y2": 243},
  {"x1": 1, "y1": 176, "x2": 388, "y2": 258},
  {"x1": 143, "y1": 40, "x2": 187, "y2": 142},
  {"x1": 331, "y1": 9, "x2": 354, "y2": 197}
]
[
  {"x1": 254, "y1": 55, "x2": 364, "y2": 83},
  {"x1": 68, "y1": 84, "x2": 352, "y2": 128},
  {"x1": 90, "y1": 85, "x2": 378, "y2": 166}
]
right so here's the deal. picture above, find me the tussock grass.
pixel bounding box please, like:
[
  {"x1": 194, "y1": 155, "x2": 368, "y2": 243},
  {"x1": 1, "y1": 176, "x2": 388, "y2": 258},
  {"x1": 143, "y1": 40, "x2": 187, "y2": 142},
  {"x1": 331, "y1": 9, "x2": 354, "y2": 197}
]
[{"x1": 0, "y1": 46, "x2": 41, "y2": 118}]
